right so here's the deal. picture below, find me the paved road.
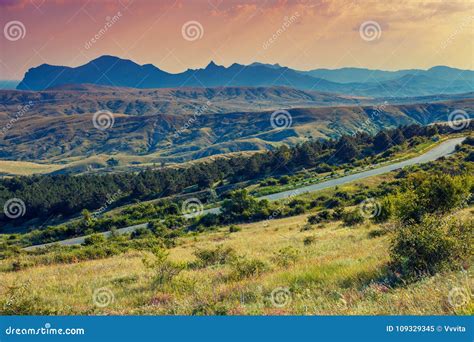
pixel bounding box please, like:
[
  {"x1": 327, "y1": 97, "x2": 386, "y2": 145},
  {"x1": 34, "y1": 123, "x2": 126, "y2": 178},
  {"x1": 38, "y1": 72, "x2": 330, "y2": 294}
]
[{"x1": 25, "y1": 137, "x2": 465, "y2": 250}]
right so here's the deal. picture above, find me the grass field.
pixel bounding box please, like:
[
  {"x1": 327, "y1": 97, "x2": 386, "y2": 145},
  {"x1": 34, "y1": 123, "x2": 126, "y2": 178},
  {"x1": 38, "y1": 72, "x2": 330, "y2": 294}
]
[{"x1": 2, "y1": 211, "x2": 472, "y2": 315}]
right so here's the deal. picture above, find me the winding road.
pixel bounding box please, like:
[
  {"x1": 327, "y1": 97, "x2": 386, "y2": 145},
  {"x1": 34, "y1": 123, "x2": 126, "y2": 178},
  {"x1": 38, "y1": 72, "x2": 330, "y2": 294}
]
[{"x1": 25, "y1": 137, "x2": 465, "y2": 250}]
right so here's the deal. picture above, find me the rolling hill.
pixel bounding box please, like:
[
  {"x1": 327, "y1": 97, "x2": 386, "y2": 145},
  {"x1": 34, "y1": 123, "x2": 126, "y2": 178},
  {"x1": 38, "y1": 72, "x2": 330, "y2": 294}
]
[{"x1": 0, "y1": 91, "x2": 472, "y2": 167}]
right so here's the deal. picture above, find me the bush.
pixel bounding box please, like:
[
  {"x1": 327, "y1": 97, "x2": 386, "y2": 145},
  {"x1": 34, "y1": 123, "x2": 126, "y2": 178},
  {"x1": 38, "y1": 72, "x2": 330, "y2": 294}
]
[
  {"x1": 390, "y1": 216, "x2": 472, "y2": 279},
  {"x1": 272, "y1": 246, "x2": 300, "y2": 267},
  {"x1": 332, "y1": 207, "x2": 345, "y2": 220},
  {"x1": 230, "y1": 257, "x2": 268, "y2": 280},
  {"x1": 130, "y1": 227, "x2": 153, "y2": 239},
  {"x1": 221, "y1": 190, "x2": 270, "y2": 223},
  {"x1": 192, "y1": 246, "x2": 236, "y2": 268},
  {"x1": 279, "y1": 176, "x2": 291, "y2": 185},
  {"x1": 342, "y1": 210, "x2": 364, "y2": 226},
  {"x1": 229, "y1": 225, "x2": 241, "y2": 233},
  {"x1": 372, "y1": 197, "x2": 393, "y2": 223},
  {"x1": 83, "y1": 233, "x2": 106, "y2": 246},
  {"x1": 307, "y1": 210, "x2": 332, "y2": 225},
  {"x1": 142, "y1": 248, "x2": 184, "y2": 287},
  {"x1": 261, "y1": 178, "x2": 279, "y2": 186},
  {"x1": 300, "y1": 223, "x2": 314, "y2": 232},
  {"x1": 324, "y1": 198, "x2": 342, "y2": 209},
  {"x1": 289, "y1": 204, "x2": 306, "y2": 215},
  {"x1": 393, "y1": 174, "x2": 471, "y2": 223},
  {"x1": 303, "y1": 236, "x2": 316, "y2": 245}
]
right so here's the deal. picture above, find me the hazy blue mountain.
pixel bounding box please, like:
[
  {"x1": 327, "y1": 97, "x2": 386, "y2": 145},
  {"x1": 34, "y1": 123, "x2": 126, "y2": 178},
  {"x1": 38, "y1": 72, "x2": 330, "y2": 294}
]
[
  {"x1": 0, "y1": 80, "x2": 20, "y2": 90},
  {"x1": 301, "y1": 67, "x2": 416, "y2": 83},
  {"x1": 301, "y1": 66, "x2": 474, "y2": 84},
  {"x1": 16, "y1": 55, "x2": 474, "y2": 97}
]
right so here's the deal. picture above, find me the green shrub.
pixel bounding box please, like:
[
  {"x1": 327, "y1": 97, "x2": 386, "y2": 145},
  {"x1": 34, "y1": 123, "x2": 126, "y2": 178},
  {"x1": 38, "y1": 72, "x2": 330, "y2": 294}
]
[
  {"x1": 324, "y1": 198, "x2": 342, "y2": 209},
  {"x1": 192, "y1": 245, "x2": 236, "y2": 268},
  {"x1": 307, "y1": 210, "x2": 332, "y2": 224},
  {"x1": 390, "y1": 216, "x2": 472, "y2": 279},
  {"x1": 261, "y1": 178, "x2": 279, "y2": 186},
  {"x1": 332, "y1": 207, "x2": 345, "y2": 220},
  {"x1": 393, "y1": 174, "x2": 471, "y2": 223},
  {"x1": 142, "y1": 248, "x2": 184, "y2": 287},
  {"x1": 229, "y1": 225, "x2": 241, "y2": 233},
  {"x1": 303, "y1": 236, "x2": 316, "y2": 245},
  {"x1": 272, "y1": 246, "x2": 300, "y2": 267},
  {"x1": 130, "y1": 227, "x2": 153, "y2": 239},
  {"x1": 300, "y1": 223, "x2": 314, "y2": 232},
  {"x1": 230, "y1": 257, "x2": 268, "y2": 280},
  {"x1": 83, "y1": 233, "x2": 106, "y2": 246},
  {"x1": 342, "y1": 210, "x2": 364, "y2": 226},
  {"x1": 372, "y1": 197, "x2": 393, "y2": 223}
]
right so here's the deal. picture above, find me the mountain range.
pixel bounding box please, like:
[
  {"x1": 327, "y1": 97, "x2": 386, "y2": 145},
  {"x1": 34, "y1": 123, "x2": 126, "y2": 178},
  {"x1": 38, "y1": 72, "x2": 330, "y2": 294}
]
[{"x1": 17, "y1": 56, "x2": 474, "y2": 97}]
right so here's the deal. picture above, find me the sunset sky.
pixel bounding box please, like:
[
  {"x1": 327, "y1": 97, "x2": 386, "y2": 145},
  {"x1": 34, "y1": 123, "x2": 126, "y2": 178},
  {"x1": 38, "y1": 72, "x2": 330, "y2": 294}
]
[{"x1": 0, "y1": 0, "x2": 473, "y2": 80}]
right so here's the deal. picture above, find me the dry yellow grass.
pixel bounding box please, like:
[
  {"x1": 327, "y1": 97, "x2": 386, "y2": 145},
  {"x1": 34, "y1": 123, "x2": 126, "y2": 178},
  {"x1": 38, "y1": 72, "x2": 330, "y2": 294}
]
[
  {"x1": 0, "y1": 160, "x2": 63, "y2": 175},
  {"x1": 1, "y1": 213, "x2": 472, "y2": 315}
]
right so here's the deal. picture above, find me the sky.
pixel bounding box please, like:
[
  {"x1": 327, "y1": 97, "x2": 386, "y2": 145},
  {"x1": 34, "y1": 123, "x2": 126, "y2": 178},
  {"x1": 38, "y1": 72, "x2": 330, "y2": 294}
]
[{"x1": 0, "y1": 0, "x2": 473, "y2": 80}]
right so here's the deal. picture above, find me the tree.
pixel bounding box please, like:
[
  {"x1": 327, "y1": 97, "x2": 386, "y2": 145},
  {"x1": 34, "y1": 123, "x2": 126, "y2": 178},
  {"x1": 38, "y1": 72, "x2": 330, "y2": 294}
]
[
  {"x1": 221, "y1": 190, "x2": 269, "y2": 222},
  {"x1": 373, "y1": 131, "x2": 392, "y2": 152},
  {"x1": 335, "y1": 136, "x2": 358, "y2": 162},
  {"x1": 391, "y1": 129, "x2": 405, "y2": 145},
  {"x1": 106, "y1": 158, "x2": 119, "y2": 167}
]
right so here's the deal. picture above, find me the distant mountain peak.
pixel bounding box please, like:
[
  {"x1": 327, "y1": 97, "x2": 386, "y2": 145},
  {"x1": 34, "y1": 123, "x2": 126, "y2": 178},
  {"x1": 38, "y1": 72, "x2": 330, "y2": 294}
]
[
  {"x1": 205, "y1": 60, "x2": 224, "y2": 70},
  {"x1": 250, "y1": 62, "x2": 283, "y2": 69},
  {"x1": 15, "y1": 55, "x2": 474, "y2": 96}
]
